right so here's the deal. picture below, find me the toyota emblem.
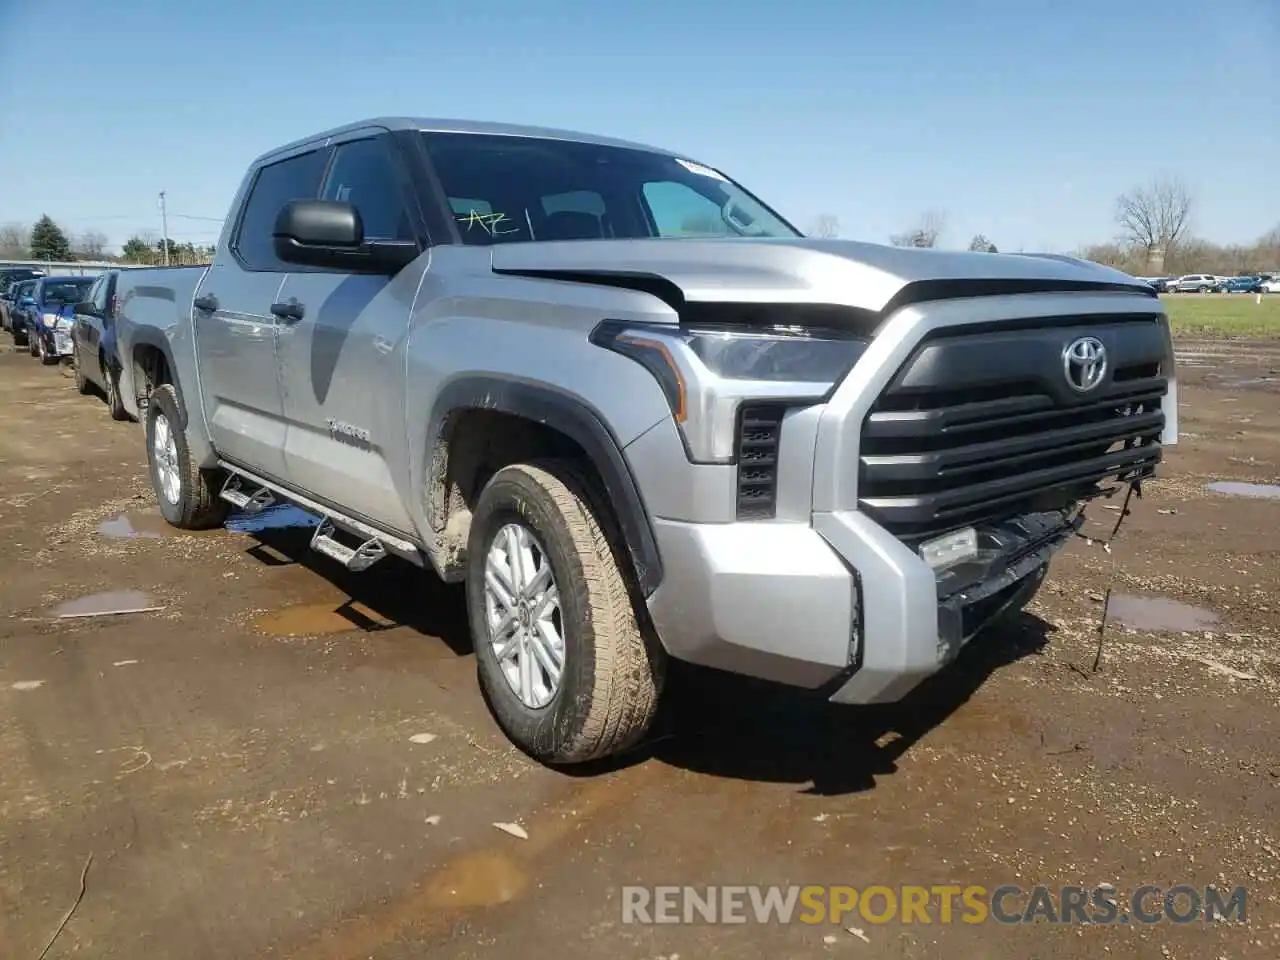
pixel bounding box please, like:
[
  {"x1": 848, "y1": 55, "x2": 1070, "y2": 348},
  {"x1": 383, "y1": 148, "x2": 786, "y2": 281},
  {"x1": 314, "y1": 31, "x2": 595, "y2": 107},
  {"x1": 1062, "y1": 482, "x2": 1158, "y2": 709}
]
[{"x1": 1062, "y1": 336, "x2": 1107, "y2": 393}]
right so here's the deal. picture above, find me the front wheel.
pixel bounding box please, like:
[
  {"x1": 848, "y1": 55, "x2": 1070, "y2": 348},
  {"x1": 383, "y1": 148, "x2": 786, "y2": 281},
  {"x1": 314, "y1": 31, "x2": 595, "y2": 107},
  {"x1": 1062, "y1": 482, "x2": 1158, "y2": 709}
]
[
  {"x1": 145, "y1": 383, "x2": 228, "y2": 530},
  {"x1": 466, "y1": 460, "x2": 665, "y2": 765},
  {"x1": 38, "y1": 335, "x2": 58, "y2": 366},
  {"x1": 73, "y1": 351, "x2": 92, "y2": 395},
  {"x1": 102, "y1": 359, "x2": 129, "y2": 421}
]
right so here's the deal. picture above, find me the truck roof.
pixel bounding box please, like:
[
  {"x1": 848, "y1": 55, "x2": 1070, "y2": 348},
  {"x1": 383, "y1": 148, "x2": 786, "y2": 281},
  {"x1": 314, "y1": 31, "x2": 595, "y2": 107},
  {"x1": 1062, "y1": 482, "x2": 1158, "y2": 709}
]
[{"x1": 255, "y1": 117, "x2": 681, "y2": 168}]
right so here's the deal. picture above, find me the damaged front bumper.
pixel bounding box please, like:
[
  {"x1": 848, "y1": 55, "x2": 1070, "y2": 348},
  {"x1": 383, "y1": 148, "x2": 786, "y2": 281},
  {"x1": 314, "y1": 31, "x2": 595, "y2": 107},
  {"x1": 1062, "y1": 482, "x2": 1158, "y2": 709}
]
[{"x1": 645, "y1": 506, "x2": 1080, "y2": 704}]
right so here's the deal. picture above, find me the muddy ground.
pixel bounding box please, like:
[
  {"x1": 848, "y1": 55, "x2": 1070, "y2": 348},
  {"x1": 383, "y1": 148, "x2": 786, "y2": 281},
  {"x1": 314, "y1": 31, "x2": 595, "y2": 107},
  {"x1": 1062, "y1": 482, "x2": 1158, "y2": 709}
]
[{"x1": 1, "y1": 340, "x2": 1277, "y2": 959}]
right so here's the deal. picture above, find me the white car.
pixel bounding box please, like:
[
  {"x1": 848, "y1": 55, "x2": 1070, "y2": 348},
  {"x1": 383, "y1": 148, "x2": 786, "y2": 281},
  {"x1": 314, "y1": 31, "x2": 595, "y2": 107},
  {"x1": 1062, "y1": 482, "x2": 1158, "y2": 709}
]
[
  {"x1": 1173, "y1": 274, "x2": 1219, "y2": 293},
  {"x1": 1262, "y1": 275, "x2": 1280, "y2": 294}
]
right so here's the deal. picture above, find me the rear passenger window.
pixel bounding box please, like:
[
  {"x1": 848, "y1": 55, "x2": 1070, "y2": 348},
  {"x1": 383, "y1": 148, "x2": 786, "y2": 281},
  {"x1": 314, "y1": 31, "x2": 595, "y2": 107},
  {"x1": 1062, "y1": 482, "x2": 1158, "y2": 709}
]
[
  {"x1": 234, "y1": 149, "x2": 328, "y2": 270},
  {"x1": 320, "y1": 138, "x2": 413, "y2": 242}
]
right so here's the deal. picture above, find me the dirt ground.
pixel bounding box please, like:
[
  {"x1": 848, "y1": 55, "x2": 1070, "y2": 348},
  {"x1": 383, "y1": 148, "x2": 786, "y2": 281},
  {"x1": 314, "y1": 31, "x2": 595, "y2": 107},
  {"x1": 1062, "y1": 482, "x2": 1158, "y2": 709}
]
[{"x1": 1, "y1": 340, "x2": 1277, "y2": 960}]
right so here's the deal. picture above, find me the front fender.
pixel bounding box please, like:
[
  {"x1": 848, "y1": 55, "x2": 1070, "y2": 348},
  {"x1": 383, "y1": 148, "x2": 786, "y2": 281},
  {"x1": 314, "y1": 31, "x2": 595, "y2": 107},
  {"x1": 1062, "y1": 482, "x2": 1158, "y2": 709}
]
[{"x1": 424, "y1": 375, "x2": 665, "y2": 596}]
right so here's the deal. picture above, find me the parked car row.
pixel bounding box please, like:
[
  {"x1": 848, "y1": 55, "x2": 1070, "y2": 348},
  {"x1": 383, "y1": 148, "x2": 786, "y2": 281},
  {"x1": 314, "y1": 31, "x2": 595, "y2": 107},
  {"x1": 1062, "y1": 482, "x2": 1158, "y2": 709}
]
[
  {"x1": 3, "y1": 271, "x2": 130, "y2": 418},
  {"x1": 1136, "y1": 273, "x2": 1280, "y2": 294}
]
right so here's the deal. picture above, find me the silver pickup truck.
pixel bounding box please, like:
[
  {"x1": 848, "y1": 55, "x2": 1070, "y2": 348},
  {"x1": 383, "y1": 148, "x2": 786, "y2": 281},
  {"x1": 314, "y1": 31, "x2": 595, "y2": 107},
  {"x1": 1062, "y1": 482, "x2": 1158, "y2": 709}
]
[{"x1": 115, "y1": 117, "x2": 1178, "y2": 765}]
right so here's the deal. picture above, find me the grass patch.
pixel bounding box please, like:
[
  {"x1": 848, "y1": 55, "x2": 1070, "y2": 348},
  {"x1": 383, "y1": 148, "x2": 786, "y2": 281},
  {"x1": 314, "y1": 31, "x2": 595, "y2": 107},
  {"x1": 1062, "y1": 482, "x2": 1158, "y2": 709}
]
[{"x1": 1162, "y1": 294, "x2": 1280, "y2": 339}]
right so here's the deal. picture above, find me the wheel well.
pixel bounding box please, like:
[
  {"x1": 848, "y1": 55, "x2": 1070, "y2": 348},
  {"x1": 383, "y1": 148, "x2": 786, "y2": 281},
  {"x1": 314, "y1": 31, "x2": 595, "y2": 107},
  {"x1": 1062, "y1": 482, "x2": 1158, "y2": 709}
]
[
  {"x1": 426, "y1": 408, "x2": 599, "y2": 580},
  {"x1": 132, "y1": 343, "x2": 172, "y2": 401}
]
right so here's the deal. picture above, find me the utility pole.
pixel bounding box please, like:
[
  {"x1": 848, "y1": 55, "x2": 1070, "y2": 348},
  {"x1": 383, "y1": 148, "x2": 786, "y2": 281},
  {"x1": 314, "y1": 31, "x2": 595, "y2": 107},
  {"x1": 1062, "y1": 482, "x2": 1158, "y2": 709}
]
[{"x1": 159, "y1": 190, "x2": 171, "y2": 266}]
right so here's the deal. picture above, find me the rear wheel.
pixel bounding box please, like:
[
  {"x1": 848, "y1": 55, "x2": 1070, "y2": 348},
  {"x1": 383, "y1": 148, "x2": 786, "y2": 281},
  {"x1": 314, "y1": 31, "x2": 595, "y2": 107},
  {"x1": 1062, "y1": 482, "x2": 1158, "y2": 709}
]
[
  {"x1": 145, "y1": 383, "x2": 228, "y2": 530},
  {"x1": 466, "y1": 460, "x2": 664, "y2": 765}
]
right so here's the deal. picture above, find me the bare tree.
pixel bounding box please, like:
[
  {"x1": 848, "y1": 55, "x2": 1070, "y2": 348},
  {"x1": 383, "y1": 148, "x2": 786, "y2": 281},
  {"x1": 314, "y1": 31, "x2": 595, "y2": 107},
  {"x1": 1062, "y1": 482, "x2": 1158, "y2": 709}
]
[
  {"x1": 890, "y1": 210, "x2": 946, "y2": 248},
  {"x1": 74, "y1": 230, "x2": 109, "y2": 259},
  {"x1": 967, "y1": 233, "x2": 998, "y2": 253},
  {"x1": 808, "y1": 214, "x2": 840, "y2": 238},
  {"x1": 1260, "y1": 224, "x2": 1280, "y2": 257},
  {"x1": 0, "y1": 222, "x2": 29, "y2": 259},
  {"x1": 1115, "y1": 176, "x2": 1193, "y2": 267}
]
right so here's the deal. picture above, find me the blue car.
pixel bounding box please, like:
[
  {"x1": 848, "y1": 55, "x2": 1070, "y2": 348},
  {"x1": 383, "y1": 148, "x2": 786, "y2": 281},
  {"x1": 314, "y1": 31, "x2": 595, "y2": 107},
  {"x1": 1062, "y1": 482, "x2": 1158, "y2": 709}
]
[
  {"x1": 6, "y1": 279, "x2": 39, "y2": 346},
  {"x1": 1221, "y1": 275, "x2": 1263, "y2": 294},
  {"x1": 24, "y1": 276, "x2": 97, "y2": 365}
]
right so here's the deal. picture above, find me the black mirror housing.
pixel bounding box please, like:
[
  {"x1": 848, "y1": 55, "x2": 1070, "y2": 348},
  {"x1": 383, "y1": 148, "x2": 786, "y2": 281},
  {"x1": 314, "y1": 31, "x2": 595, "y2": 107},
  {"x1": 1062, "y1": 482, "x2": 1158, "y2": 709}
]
[{"x1": 272, "y1": 200, "x2": 418, "y2": 275}]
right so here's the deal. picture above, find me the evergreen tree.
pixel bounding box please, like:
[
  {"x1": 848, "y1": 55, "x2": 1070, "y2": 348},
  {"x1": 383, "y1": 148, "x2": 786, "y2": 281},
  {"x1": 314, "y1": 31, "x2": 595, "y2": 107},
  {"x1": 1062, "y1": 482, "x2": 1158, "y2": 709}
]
[{"x1": 29, "y1": 215, "x2": 72, "y2": 260}]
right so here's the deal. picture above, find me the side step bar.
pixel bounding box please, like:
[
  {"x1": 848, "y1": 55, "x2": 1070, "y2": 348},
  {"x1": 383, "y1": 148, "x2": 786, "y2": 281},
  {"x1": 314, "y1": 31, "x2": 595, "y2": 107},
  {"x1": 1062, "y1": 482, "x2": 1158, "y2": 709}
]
[
  {"x1": 216, "y1": 461, "x2": 424, "y2": 571},
  {"x1": 310, "y1": 519, "x2": 387, "y2": 572},
  {"x1": 219, "y1": 474, "x2": 276, "y2": 514}
]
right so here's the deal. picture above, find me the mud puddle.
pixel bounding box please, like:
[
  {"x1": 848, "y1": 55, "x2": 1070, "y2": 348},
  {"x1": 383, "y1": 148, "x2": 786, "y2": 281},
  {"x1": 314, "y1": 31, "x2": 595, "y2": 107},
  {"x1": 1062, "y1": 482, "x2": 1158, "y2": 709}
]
[
  {"x1": 1207, "y1": 481, "x2": 1280, "y2": 499},
  {"x1": 421, "y1": 851, "x2": 528, "y2": 908},
  {"x1": 98, "y1": 507, "x2": 232, "y2": 539},
  {"x1": 54, "y1": 589, "x2": 164, "y2": 619},
  {"x1": 254, "y1": 600, "x2": 395, "y2": 636},
  {"x1": 1108, "y1": 594, "x2": 1220, "y2": 632}
]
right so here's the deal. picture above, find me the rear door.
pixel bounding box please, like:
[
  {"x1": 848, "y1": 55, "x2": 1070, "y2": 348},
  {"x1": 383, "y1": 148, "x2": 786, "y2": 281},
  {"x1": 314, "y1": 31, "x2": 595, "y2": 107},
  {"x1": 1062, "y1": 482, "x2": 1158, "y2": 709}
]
[
  {"x1": 272, "y1": 131, "x2": 425, "y2": 533},
  {"x1": 194, "y1": 147, "x2": 328, "y2": 480}
]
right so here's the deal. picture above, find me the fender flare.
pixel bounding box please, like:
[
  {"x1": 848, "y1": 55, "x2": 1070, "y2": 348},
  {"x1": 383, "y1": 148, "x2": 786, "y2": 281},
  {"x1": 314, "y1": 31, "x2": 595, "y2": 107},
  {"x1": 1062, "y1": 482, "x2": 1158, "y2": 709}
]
[
  {"x1": 127, "y1": 326, "x2": 187, "y2": 428},
  {"x1": 427, "y1": 376, "x2": 664, "y2": 597}
]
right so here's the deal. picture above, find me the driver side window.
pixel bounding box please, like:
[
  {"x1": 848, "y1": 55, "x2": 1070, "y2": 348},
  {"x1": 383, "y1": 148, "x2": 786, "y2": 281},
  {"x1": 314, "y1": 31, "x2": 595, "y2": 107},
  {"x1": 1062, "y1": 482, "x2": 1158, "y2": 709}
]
[{"x1": 641, "y1": 180, "x2": 736, "y2": 238}]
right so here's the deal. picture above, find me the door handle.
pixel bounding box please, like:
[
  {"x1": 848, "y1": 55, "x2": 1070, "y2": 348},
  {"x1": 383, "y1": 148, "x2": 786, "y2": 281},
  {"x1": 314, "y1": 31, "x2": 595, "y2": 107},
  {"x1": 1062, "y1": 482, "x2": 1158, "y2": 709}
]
[
  {"x1": 193, "y1": 294, "x2": 218, "y2": 312},
  {"x1": 270, "y1": 299, "x2": 305, "y2": 322}
]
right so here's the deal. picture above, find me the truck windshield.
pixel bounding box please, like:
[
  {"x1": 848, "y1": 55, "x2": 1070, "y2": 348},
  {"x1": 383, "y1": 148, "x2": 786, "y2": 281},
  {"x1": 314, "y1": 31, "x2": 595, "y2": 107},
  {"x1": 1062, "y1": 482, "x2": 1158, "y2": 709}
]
[{"x1": 423, "y1": 132, "x2": 801, "y2": 245}]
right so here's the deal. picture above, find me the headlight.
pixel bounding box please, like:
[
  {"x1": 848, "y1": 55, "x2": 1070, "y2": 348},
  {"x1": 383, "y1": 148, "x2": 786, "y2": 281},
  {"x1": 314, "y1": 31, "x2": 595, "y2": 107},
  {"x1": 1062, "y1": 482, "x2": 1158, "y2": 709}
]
[
  {"x1": 591, "y1": 320, "x2": 867, "y2": 462},
  {"x1": 41, "y1": 313, "x2": 59, "y2": 328}
]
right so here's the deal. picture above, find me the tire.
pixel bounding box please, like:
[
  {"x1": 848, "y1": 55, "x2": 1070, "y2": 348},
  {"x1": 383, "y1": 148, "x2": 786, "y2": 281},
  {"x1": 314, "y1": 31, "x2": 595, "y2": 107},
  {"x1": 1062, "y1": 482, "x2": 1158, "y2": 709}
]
[
  {"x1": 145, "y1": 383, "x2": 228, "y2": 530},
  {"x1": 39, "y1": 334, "x2": 58, "y2": 366},
  {"x1": 29, "y1": 331, "x2": 40, "y2": 357},
  {"x1": 73, "y1": 351, "x2": 92, "y2": 395},
  {"x1": 102, "y1": 358, "x2": 129, "y2": 421},
  {"x1": 1198, "y1": 285, "x2": 1208, "y2": 293},
  {"x1": 466, "y1": 460, "x2": 664, "y2": 765}
]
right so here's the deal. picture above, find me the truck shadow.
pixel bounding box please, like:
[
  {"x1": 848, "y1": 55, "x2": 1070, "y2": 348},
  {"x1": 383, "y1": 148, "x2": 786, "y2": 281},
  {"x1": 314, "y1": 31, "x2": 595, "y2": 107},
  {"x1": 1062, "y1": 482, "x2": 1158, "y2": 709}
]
[
  {"x1": 240, "y1": 518, "x2": 1055, "y2": 796},
  {"x1": 614, "y1": 612, "x2": 1056, "y2": 796},
  {"x1": 243, "y1": 525, "x2": 474, "y2": 657}
]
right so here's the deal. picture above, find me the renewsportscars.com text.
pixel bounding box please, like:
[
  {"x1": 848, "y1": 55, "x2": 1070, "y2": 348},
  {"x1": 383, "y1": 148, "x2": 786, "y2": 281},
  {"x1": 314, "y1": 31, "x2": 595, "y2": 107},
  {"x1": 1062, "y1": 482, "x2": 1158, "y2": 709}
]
[{"x1": 621, "y1": 884, "x2": 1247, "y2": 926}]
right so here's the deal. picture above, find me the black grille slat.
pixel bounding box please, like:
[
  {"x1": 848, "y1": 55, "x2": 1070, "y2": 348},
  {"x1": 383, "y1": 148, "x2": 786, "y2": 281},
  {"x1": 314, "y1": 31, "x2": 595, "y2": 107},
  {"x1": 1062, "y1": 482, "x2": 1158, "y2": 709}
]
[
  {"x1": 736, "y1": 405, "x2": 785, "y2": 520},
  {"x1": 859, "y1": 321, "x2": 1167, "y2": 543}
]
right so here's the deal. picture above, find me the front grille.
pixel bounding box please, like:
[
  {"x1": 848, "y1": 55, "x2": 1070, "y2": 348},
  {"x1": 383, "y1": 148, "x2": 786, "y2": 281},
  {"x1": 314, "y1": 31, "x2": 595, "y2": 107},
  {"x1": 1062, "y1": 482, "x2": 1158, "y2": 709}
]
[
  {"x1": 858, "y1": 317, "x2": 1168, "y2": 544},
  {"x1": 735, "y1": 404, "x2": 785, "y2": 520}
]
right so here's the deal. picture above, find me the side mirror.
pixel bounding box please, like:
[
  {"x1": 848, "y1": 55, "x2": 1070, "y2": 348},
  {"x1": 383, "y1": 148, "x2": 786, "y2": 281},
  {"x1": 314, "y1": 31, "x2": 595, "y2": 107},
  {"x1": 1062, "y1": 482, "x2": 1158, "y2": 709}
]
[
  {"x1": 272, "y1": 199, "x2": 418, "y2": 275},
  {"x1": 74, "y1": 300, "x2": 97, "y2": 317}
]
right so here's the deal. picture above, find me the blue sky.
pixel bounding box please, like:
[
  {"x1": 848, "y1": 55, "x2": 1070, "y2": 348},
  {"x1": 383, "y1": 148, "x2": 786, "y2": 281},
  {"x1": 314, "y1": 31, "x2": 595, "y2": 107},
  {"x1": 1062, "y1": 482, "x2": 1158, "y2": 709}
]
[{"x1": 1, "y1": 0, "x2": 1276, "y2": 254}]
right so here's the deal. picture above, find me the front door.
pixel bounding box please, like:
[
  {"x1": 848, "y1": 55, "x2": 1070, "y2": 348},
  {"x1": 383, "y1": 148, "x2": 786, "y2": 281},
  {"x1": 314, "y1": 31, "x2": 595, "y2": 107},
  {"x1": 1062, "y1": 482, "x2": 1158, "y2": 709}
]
[
  {"x1": 193, "y1": 146, "x2": 329, "y2": 480},
  {"x1": 74, "y1": 274, "x2": 106, "y2": 381},
  {"x1": 273, "y1": 133, "x2": 425, "y2": 534}
]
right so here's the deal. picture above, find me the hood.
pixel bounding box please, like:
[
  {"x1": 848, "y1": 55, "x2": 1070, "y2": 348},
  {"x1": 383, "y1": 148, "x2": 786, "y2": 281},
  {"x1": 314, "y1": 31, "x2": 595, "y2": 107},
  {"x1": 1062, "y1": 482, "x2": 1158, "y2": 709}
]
[{"x1": 490, "y1": 237, "x2": 1153, "y2": 317}]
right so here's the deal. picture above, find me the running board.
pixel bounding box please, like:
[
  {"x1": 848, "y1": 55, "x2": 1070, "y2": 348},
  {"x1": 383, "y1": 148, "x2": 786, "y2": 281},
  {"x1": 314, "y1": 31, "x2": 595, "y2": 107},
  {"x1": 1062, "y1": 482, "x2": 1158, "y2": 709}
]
[
  {"x1": 219, "y1": 474, "x2": 276, "y2": 514},
  {"x1": 310, "y1": 518, "x2": 387, "y2": 572},
  {"x1": 215, "y1": 461, "x2": 425, "y2": 569}
]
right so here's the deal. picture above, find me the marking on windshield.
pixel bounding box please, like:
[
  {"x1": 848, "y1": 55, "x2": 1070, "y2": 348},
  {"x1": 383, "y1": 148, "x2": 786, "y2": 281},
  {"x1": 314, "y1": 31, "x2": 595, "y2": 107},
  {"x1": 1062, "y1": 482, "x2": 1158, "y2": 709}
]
[
  {"x1": 676, "y1": 158, "x2": 728, "y2": 181},
  {"x1": 457, "y1": 209, "x2": 521, "y2": 237}
]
